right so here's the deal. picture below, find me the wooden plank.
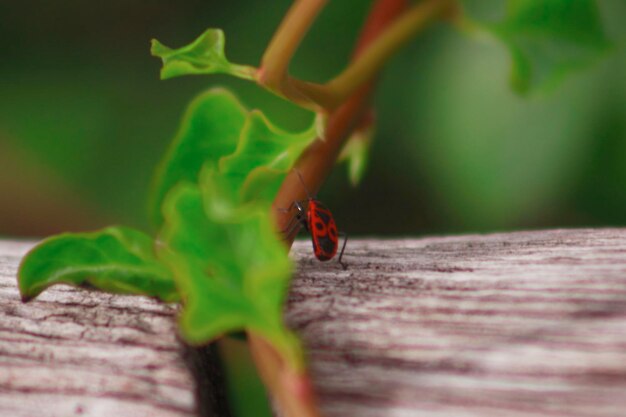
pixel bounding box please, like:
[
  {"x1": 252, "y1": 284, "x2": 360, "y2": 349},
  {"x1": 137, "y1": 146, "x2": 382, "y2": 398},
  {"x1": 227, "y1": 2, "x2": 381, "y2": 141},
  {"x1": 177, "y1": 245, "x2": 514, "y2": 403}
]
[
  {"x1": 0, "y1": 240, "x2": 196, "y2": 417},
  {"x1": 287, "y1": 228, "x2": 626, "y2": 417},
  {"x1": 2, "y1": 229, "x2": 626, "y2": 417}
]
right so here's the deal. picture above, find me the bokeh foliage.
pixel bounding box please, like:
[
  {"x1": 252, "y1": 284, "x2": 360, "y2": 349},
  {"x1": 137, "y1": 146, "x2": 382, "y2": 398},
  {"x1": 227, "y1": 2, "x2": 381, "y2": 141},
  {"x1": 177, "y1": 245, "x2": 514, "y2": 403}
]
[{"x1": 0, "y1": 0, "x2": 624, "y2": 237}]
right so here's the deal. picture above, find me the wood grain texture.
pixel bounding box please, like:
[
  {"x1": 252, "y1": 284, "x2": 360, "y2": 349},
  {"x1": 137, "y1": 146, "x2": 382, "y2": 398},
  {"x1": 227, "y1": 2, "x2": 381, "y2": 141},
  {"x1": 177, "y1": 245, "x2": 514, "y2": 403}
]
[
  {"x1": 0, "y1": 240, "x2": 196, "y2": 417},
  {"x1": 2, "y1": 229, "x2": 626, "y2": 417},
  {"x1": 287, "y1": 228, "x2": 626, "y2": 417}
]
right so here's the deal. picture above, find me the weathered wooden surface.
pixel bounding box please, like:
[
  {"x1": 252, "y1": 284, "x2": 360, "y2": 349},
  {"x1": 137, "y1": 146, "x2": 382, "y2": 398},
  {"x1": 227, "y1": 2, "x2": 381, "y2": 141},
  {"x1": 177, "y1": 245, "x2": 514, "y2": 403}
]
[
  {"x1": 287, "y1": 228, "x2": 626, "y2": 417},
  {"x1": 0, "y1": 240, "x2": 196, "y2": 417},
  {"x1": 2, "y1": 229, "x2": 626, "y2": 417}
]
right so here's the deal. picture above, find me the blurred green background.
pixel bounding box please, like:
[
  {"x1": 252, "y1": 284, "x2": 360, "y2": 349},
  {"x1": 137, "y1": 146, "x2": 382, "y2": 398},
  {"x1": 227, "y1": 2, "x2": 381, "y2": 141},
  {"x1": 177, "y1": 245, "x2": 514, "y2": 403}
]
[{"x1": 1, "y1": 0, "x2": 625, "y2": 238}]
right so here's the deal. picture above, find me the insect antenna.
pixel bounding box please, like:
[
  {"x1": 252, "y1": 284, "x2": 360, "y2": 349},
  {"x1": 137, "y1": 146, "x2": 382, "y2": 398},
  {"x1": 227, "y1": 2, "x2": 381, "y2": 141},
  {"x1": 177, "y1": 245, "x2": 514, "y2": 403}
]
[{"x1": 293, "y1": 168, "x2": 314, "y2": 199}]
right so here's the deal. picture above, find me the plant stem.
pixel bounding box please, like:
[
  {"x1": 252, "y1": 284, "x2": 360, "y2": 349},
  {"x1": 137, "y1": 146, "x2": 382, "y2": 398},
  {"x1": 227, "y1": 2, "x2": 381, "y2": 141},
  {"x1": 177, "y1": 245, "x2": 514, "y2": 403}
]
[
  {"x1": 251, "y1": 1, "x2": 454, "y2": 416},
  {"x1": 259, "y1": 0, "x2": 328, "y2": 91},
  {"x1": 326, "y1": 0, "x2": 453, "y2": 100},
  {"x1": 259, "y1": 0, "x2": 454, "y2": 111},
  {"x1": 272, "y1": 0, "x2": 409, "y2": 236},
  {"x1": 248, "y1": 332, "x2": 321, "y2": 417}
]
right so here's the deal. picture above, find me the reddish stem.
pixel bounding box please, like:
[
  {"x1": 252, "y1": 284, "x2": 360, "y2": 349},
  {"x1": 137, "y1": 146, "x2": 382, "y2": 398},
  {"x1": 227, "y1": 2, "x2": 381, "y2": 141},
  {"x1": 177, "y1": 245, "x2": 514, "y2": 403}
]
[
  {"x1": 354, "y1": 0, "x2": 408, "y2": 57},
  {"x1": 272, "y1": 0, "x2": 408, "y2": 237},
  {"x1": 253, "y1": 2, "x2": 410, "y2": 417}
]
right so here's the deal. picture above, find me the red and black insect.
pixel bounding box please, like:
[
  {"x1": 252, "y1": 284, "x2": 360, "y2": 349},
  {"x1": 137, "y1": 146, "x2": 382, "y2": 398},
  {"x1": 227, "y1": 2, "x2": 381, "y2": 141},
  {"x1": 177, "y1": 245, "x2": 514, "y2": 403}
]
[{"x1": 281, "y1": 170, "x2": 348, "y2": 269}]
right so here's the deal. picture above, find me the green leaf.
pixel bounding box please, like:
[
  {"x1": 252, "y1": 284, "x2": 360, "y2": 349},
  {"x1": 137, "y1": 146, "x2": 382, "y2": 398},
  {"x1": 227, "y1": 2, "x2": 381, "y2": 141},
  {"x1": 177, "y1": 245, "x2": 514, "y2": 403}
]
[
  {"x1": 18, "y1": 226, "x2": 177, "y2": 303},
  {"x1": 158, "y1": 178, "x2": 302, "y2": 366},
  {"x1": 464, "y1": 0, "x2": 612, "y2": 93},
  {"x1": 338, "y1": 124, "x2": 373, "y2": 186},
  {"x1": 218, "y1": 111, "x2": 317, "y2": 203},
  {"x1": 149, "y1": 88, "x2": 248, "y2": 227},
  {"x1": 154, "y1": 97, "x2": 317, "y2": 360},
  {"x1": 151, "y1": 29, "x2": 256, "y2": 81},
  {"x1": 149, "y1": 86, "x2": 315, "y2": 366}
]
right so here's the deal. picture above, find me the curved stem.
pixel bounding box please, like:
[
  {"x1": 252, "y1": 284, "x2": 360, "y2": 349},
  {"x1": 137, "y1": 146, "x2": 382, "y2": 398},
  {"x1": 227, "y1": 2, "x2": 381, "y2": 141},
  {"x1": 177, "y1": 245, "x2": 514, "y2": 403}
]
[
  {"x1": 253, "y1": 3, "x2": 411, "y2": 417},
  {"x1": 272, "y1": 0, "x2": 409, "y2": 237},
  {"x1": 326, "y1": 0, "x2": 453, "y2": 100},
  {"x1": 259, "y1": 0, "x2": 328, "y2": 91},
  {"x1": 258, "y1": 0, "x2": 454, "y2": 112},
  {"x1": 254, "y1": 2, "x2": 453, "y2": 417}
]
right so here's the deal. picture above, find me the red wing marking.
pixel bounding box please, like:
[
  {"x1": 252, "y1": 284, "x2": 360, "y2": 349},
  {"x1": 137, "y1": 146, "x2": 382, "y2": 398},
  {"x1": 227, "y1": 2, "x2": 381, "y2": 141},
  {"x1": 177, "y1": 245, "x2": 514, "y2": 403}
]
[{"x1": 308, "y1": 200, "x2": 338, "y2": 261}]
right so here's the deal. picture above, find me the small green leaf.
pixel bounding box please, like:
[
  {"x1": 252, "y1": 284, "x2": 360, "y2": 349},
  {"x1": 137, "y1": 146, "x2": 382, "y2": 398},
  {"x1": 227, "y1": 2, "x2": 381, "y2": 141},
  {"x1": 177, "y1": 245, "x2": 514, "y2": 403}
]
[
  {"x1": 149, "y1": 88, "x2": 248, "y2": 227},
  {"x1": 158, "y1": 179, "x2": 302, "y2": 366},
  {"x1": 464, "y1": 0, "x2": 612, "y2": 93},
  {"x1": 338, "y1": 124, "x2": 373, "y2": 186},
  {"x1": 18, "y1": 226, "x2": 177, "y2": 302},
  {"x1": 151, "y1": 28, "x2": 256, "y2": 80}
]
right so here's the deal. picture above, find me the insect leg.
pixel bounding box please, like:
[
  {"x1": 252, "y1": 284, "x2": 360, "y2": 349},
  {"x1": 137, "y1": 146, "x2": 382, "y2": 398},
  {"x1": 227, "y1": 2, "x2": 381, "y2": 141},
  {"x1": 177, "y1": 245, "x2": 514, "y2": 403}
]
[
  {"x1": 293, "y1": 168, "x2": 314, "y2": 199},
  {"x1": 278, "y1": 199, "x2": 308, "y2": 236},
  {"x1": 281, "y1": 214, "x2": 302, "y2": 241},
  {"x1": 282, "y1": 218, "x2": 302, "y2": 241},
  {"x1": 337, "y1": 232, "x2": 348, "y2": 270},
  {"x1": 280, "y1": 211, "x2": 298, "y2": 231},
  {"x1": 275, "y1": 200, "x2": 298, "y2": 214}
]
